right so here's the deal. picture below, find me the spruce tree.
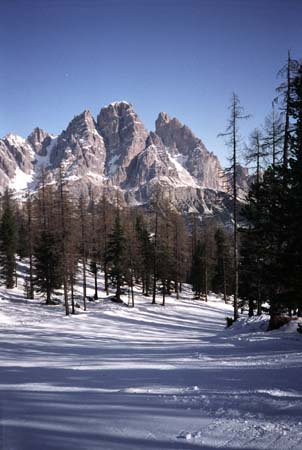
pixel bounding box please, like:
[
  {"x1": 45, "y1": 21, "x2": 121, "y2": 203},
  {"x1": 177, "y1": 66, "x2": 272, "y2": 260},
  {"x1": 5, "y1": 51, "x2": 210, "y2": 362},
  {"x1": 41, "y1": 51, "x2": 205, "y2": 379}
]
[
  {"x1": 190, "y1": 240, "x2": 205, "y2": 300},
  {"x1": 34, "y1": 180, "x2": 63, "y2": 304},
  {"x1": 135, "y1": 214, "x2": 152, "y2": 296},
  {"x1": 34, "y1": 229, "x2": 62, "y2": 303},
  {"x1": 106, "y1": 209, "x2": 126, "y2": 302},
  {"x1": 212, "y1": 227, "x2": 232, "y2": 303},
  {"x1": 281, "y1": 59, "x2": 302, "y2": 314},
  {"x1": 0, "y1": 190, "x2": 17, "y2": 289}
]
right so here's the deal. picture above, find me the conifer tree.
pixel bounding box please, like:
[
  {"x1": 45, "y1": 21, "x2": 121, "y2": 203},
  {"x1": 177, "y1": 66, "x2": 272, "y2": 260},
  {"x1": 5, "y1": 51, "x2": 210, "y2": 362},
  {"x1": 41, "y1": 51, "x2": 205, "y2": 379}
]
[
  {"x1": 275, "y1": 51, "x2": 298, "y2": 168},
  {"x1": 190, "y1": 240, "x2": 205, "y2": 299},
  {"x1": 89, "y1": 197, "x2": 100, "y2": 299},
  {"x1": 157, "y1": 217, "x2": 174, "y2": 306},
  {"x1": 34, "y1": 175, "x2": 63, "y2": 304},
  {"x1": 219, "y1": 93, "x2": 250, "y2": 320},
  {"x1": 106, "y1": 209, "x2": 126, "y2": 302},
  {"x1": 78, "y1": 194, "x2": 88, "y2": 310},
  {"x1": 280, "y1": 59, "x2": 302, "y2": 314},
  {"x1": 212, "y1": 227, "x2": 232, "y2": 303},
  {"x1": 0, "y1": 189, "x2": 17, "y2": 289},
  {"x1": 135, "y1": 214, "x2": 152, "y2": 296},
  {"x1": 57, "y1": 166, "x2": 70, "y2": 316},
  {"x1": 99, "y1": 193, "x2": 112, "y2": 295},
  {"x1": 25, "y1": 193, "x2": 34, "y2": 299},
  {"x1": 263, "y1": 105, "x2": 284, "y2": 169},
  {"x1": 245, "y1": 128, "x2": 267, "y2": 186}
]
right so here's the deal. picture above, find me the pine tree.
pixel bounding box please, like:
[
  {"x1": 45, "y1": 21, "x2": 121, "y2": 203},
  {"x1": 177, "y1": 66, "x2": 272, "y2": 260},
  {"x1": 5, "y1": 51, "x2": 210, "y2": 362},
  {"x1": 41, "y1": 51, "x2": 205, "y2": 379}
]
[
  {"x1": 0, "y1": 190, "x2": 17, "y2": 289},
  {"x1": 57, "y1": 166, "x2": 70, "y2": 316},
  {"x1": 135, "y1": 214, "x2": 152, "y2": 296},
  {"x1": 157, "y1": 217, "x2": 174, "y2": 306},
  {"x1": 89, "y1": 197, "x2": 100, "y2": 300},
  {"x1": 106, "y1": 209, "x2": 126, "y2": 302},
  {"x1": 99, "y1": 193, "x2": 113, "y2": 296},
  {"x1": 212, "y1": 227, "x2": 232, "y2": 303},
  {"x1": 78, "y1": 194, "x2": 88, "y2": 310},
  {"x1": 281, "y1": 59, "x2": 302, "y2": 314},
  {"x1": 240, "y1": 57, "x2": 302, "y2": 321},
  {"x1": 34, "y1": 178, "x2": 63, "y2": 304},
  {"x1": 190, "y1": 240, "x2": 205, "y2": 299},
  {"x1": 275, "y1": 51, "x2": 298, "y2": 168},
  {"x1": 25, "y1": 193, "x2": 34, "y2": 299},
  {"x1": 170, "y1": 211, "x2": 188, "y2": 299},
  {"x1": 263, "y1": 104, "x2": 284, "y2": 169},
  {"x1": 219, "y1": 93, "x2": 250, "y2": 320},
  {"x1": 244, "y1": 128, "x2": 268, "y2": 185},
  {"x1": 34, "y1": 228, "x2": 62, "y2": 303}
]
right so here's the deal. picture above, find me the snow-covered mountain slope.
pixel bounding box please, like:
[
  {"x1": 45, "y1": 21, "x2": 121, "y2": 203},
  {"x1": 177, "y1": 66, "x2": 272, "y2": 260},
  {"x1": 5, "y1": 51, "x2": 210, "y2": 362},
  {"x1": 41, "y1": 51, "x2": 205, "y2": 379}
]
[
  {"x1": 0, "y1": 101, "x2": 250, "y2": 220},
  {"x1": 0, "y1": 263, "x2": 302, "y2": 450}
]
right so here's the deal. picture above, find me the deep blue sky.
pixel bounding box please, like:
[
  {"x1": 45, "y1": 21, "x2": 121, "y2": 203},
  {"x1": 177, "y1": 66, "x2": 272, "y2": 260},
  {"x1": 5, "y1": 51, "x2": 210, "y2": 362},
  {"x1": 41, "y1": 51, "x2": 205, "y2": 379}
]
[{"x1": 1, "y1": 0, "x2": 301, "y2": 166}]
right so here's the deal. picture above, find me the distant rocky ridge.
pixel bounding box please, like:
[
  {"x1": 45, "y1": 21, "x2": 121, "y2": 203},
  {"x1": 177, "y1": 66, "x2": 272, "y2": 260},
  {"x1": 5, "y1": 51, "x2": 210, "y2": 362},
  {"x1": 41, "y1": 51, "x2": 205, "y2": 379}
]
[{"x1": 0, "y1": 101, "x2": 250, "y2": 222}]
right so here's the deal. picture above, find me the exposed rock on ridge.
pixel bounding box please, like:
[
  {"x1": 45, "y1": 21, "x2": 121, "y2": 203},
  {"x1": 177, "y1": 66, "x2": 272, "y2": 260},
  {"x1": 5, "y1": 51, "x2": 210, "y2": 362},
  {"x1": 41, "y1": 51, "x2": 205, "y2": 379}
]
[
  {"x1": 0, "y1": 101, "x2": 249, "y2": 222},
  {"x1": 97, "y1": 101, "x2": 148, "y2": 183},
  {"x1": 49, "y1": 110, "x2": 106, "y2": 178},
  {"x1": 155, "y1": 112, "x2": 225, "y2": 191}
]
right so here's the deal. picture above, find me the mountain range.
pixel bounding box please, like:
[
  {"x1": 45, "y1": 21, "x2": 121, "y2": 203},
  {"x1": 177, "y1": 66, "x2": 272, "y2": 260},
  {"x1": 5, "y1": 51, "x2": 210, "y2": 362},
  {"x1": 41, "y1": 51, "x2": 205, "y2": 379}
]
[{"x1": 0, "y1": 101, "x2": 250, "y2": 221}]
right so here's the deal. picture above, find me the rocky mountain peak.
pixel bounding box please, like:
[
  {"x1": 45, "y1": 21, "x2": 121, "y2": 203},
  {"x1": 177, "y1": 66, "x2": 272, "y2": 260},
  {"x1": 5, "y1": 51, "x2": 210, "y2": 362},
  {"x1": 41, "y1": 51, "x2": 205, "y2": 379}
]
[
  {"x1": 154, "y1": 114, "x2": 225, "y2": 191},
  {"x1": 146, "y1": 131, "x2": 163, "y2": 148},
  {"x1": 27, "y1": 128, "x2": 51, "y2": 155},
  {"x1": 0, "y1": 133, "x2": 34, "y2": 192},
  {"x1": 155, "y1": 112, "x2": 171, "y2": 128},
  {"x1": 48, "y1": 109, "x2": 106, "y2": 177},
  {"x1": 155, "y1": 113, "x2": 203, "y2": 154},
  {"x1": 0, "y1": 101, "x2": 251, "y2": 223},
  {"x1": 97, "y1": 100, "x2": 148, "y2": 182},
  {"x1": 4, "y1": 133, "x2": 27, "y2": 148},
  {"x1": 65, "y1": 110, "x2": 96, "y2": 135}
]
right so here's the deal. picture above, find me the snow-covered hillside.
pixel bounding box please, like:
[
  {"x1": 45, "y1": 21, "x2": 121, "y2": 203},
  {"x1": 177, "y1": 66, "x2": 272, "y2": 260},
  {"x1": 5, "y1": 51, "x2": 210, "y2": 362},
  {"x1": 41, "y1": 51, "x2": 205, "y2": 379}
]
[{"x1": 0, "y1": 263, "x2": 302, "y2": 450}]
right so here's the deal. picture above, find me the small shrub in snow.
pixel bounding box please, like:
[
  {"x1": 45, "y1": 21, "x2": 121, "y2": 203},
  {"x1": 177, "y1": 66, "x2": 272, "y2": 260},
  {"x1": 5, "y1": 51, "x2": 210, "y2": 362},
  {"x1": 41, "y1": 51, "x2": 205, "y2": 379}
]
[{"x1": 225, "y1": 317, "x2": 235, "y2": 328}]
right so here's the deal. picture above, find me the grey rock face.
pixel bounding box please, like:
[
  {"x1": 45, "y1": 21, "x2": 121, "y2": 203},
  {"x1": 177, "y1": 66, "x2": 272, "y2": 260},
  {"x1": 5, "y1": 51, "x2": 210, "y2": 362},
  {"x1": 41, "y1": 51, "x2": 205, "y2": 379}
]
[
  {"x1": 0, "y1": 102, "x2": 251, "y2": 224},
  {"x1": 97, "y1": 101, "x2": 148, "y2": 183},
  {"x1": 49, "y1": 110, "x2": 106, "y2": 178},
  {"x1": 0, "y1": 134, "x2": 34, "y2": 192},
  {"x1": 27, "y1": 128, "x2": 51, "y2": 156},
  {"x1": 155, "y1": 112, "x2": 225, "y2": 191}
]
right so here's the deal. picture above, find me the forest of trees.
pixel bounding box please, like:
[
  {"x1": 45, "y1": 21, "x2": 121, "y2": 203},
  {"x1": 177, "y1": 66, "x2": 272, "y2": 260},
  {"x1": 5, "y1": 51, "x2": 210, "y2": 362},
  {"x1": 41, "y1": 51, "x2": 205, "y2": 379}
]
[
  {"x1": 0, "y1": 180, "x2": 234, "y2": 315},
  {"x1": 0, "y1": 54, "x2": 301, "y2": 325}
]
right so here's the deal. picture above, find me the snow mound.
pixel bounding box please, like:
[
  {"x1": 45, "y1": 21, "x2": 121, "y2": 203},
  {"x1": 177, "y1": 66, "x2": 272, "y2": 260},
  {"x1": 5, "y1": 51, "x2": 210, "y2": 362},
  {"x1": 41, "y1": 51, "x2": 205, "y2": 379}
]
[
  {"x1": 279, "y1": 317, "x2": 302, "y2": 334},
  {"x1": 227, "y1": 315, "x2": 269, "y2": 334}
]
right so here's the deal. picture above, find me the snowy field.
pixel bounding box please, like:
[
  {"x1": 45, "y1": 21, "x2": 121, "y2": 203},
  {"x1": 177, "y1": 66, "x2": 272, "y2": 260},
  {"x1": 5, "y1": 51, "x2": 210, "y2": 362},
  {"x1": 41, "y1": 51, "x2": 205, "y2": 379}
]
[{"x1": 1, "y1": 263, "x2": 302, "y2": 450}]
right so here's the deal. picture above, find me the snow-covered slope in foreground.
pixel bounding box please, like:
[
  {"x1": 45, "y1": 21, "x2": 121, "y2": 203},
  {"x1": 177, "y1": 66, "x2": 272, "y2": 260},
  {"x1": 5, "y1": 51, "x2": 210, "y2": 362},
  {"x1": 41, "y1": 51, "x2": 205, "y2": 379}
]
[{"x1": 0, "y1": 269, "x2": 302, "y2": 449}]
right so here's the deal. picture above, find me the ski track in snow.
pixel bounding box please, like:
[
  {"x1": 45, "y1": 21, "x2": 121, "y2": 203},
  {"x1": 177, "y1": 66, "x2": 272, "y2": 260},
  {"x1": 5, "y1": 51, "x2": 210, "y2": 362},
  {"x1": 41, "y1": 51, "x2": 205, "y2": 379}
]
[{"x1": 0, "y1": 262, "x2": 302, "y2": 449}]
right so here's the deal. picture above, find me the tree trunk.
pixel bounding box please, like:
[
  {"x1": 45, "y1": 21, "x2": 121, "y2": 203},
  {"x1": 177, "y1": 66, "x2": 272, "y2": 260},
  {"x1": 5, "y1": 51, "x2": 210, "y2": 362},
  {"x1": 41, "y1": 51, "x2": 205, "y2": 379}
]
[
  {"x1": 82, "y1": 256, "x2": 87, "y2": 311},
  {"x1": 162, "y1": 280, "x2": 166, "y2": 306},
  {"x1": 104, "y1": 266, "x2": 109, "y2": 295},
  {"x1": 152, "y1": 211, "x2": 158, "y2": 305},
  {"x1": 71, "y1": 277, "x2": 75, "y2": 315},
  {"x1": 94, "y1": 268, "x2": 98, "y2": 299}
]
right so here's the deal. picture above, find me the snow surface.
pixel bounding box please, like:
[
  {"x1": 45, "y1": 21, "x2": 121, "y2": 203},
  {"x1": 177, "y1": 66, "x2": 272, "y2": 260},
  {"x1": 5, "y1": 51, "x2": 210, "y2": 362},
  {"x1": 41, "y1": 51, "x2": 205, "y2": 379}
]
[
  {"x1": 167, "y1": 153, "x2": 199, "y2": 188},
  {"x1": 5, "y1": 133, "x2": 27, "y2": 147},
  {"x1": 9, "y1": 167, "x2": 33, "y2": 192},
  {"x1": 34, "y1": 137, "x2": 57, "y2": 173},
  {"x1": 1, "y1": 263, "x2": 302, "y2": 450}
]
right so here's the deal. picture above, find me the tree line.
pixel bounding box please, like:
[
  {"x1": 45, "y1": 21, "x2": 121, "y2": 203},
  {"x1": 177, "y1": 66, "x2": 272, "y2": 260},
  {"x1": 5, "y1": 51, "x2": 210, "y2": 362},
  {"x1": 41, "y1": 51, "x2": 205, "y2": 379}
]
[
  {"x1": 0, "y1": 178, "x2": 234, "y2": 315},
  {"x1": 238, "y1": 53, "x2": 302, "y2": 322},
  {"x1": 220, "y1": 52, "x2": 302, "y2": 322},
  {"x1": 0, "y1": 52, "x2": 301, "y2": 324}
]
